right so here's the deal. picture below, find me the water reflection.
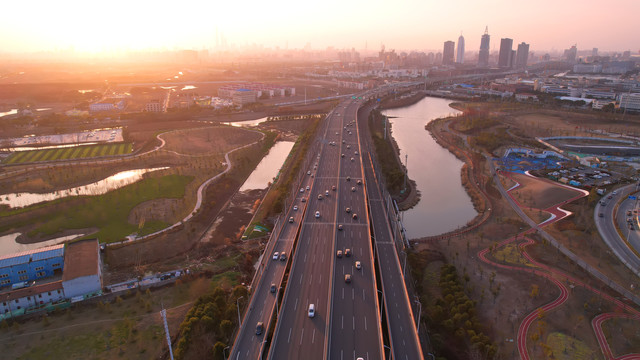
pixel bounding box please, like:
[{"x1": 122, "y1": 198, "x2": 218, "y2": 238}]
[
  {"x1": 382, "y1": 97, "x2": 476, "y2": 239},
  {"x1": 0, "y1": 233, "x2": 83, "y2": 257},
  {"x1": 222, "y1": 117, "x2": 268, "y2": 127},
  {"x1": 0, "y1": 167, "x2": 169, "y2": 208},
  {"x1": 240, "y1": 142, "x2": 294, "y2": 191}
]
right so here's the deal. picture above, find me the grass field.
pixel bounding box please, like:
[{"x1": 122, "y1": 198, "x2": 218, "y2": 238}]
[
  {"x1": 17, "y1": 174, "x2": 194, "y2": 243},
  {"x1": 3, "y1": 143, "x2": 133, "y2": 165}
]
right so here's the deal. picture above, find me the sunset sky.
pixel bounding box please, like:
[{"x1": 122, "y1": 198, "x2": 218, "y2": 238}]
[{"x1": 2, "y1": 0, "x2": 638, "y2": 54}]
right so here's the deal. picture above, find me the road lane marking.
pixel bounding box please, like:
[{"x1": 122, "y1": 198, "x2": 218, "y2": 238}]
[
  {"x1": 353, "y1": 316, "x2": 355, "y2": 330},
  {"x1": 352, "y1": 288, "x2": 355, "y2": 300},
  {"x1": 300, "y1": 328, "x2": 304, "y2": 345},
  {"x1": 342, "y1": 315, "x2": 344, "y2": 329},
  {"x1": 288, "y1": 328, "x2": 292, "y2": 343},
  {"x1": 363, "y1": 289, "x2": 365, "y2": 301},
  {"x1": 342, "y1": 288, "x2": 344, "y2": 299},
  {"x1": 312, "y1": 329, "x2": 316, "y2": 344},
  {"x1": 294, "y1": 298, "x2": 298, "y2": 310},
  {"x1": 364, "y1": 316, "x2": 367, "y2": 330}
]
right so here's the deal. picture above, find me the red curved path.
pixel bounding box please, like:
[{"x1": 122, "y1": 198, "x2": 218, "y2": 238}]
[{"x1": 479, "y1": 171, "x2": 640, "y2": 359}]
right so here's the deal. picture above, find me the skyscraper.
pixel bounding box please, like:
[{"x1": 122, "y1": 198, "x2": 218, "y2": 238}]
[
  {"x1": 516, "y1": 42, "x2": 529, "y2": 69},
  {"x1": 564, "y1": 45, "x2": 577, "y2": 62},
  {"x1": 498, "y1": 38, "x2": 513, "y2": 68},
  {"x1": 478, "y1": 26, "x2": 490, "y2": 67},
  {"x1": 443, "y1": 41, "x2": 455, "y2": 65},
  {"x1": 456, "y1": 34, "x2": 465, "y2": 64}
]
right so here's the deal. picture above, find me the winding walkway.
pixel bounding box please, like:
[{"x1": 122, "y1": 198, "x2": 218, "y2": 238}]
[
  {"x1": 107, "y1": 129, "x2": 265, "y2": 246},
  {"x1": 481, "y1": 170, "x2": 640, "y2": 359}
]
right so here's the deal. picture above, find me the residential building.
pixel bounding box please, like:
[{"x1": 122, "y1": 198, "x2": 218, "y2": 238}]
[
  {"x1": 443, "y1": 41, "x2": 455, "y2": 65},
  {"x1": 516, "y1": 42, "x2": 529, "y2": 69},
  {"x1": 498, "y1": 38, "x2": 513, "y2": 68},
  {"x1": 456, "y1": 34, "x2": 465, "y2": 64}
]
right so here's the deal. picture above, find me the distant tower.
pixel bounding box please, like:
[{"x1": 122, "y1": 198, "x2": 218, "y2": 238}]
[
  {"x1": 498, "y1": 38, "x2": 513, "y2": 68},
  {"x1": 478, "y1": 26, "x2": 490, "y2": 67},
  {"x1": 443, "y1": 41, "x2": 455, "y2": 65},
  {"x1": 456, "y1": 34, "x2": 465, "y2": 64},
  {"x1": 516, "y1": 42, "x2": 530, "y2": 69}
]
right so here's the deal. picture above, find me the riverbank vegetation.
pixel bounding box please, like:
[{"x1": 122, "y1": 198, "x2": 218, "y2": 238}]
[
  {"x1": 408, "y1": 252, "x2": 497, "y2": 359},
  {"x1": 368, "y1": 109, "x2": 408, "y2": 196}
]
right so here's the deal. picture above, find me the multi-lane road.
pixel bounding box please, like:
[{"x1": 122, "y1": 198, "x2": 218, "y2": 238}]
[
  {"x1": 269, "y1": 99, "x2": 383, "y2": 359},
  {"x1": 232, "y1": 89, "x2": 423, "y2": 360},
  {"x1": 595, "y1": 184, "x2": 640, "y2": 277}
]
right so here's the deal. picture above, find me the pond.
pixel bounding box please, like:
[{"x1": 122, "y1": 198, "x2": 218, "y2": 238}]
[
  {"x1": 240, "y1": 141, "x2": 295, "y2": 191},
  {"x1": 0, "y1": 167, "x2": 169, "y2": 208}
]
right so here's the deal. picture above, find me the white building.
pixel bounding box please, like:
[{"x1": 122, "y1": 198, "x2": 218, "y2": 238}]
[
  {"x1": 0, "y1": 281, "x2": 65, "y2": 315},
  {"x1": 619, "y1": 93, "x2": 640, "y2": 111}
]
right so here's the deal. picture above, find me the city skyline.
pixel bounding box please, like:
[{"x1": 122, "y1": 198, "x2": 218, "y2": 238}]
[{"x1": 1, "y1": 0, "x2": 638, "y2": 55}]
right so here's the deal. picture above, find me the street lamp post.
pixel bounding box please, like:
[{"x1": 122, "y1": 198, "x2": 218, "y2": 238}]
[
  {"x1": 236, "y1": 296, "x2": 244, "y2": 326},
  {"x1": 414, "y1": 296, "x2": 422, "y2": 333}
]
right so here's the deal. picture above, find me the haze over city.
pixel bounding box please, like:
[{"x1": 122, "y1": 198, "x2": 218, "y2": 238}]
[
  {"x1": 2, "y1": 0, "x2": 639, "y2": 55},
  {"x1": 2, "y1": 0, "x2": 640, "y2": 359}
]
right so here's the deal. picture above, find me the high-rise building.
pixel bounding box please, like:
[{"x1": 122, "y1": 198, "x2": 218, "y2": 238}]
[
  {"x1": 456, "y1": 34, "x2": 465, "y2": 64},
  {"x1": 498, "y1": 38, "x2": 513, "y2": 68},
  {"x1": 516, "y1": 42, "x2": 529, "y2": 69},
  {"x1": 443, "y1": 41, "x2": 455, "y2": 65},
  {"x1": 564, "y1": 45, "x2": 577, "y2": 62},
  {"x1": 478, "y1": 26, "x2": 490, "y2": 67}
]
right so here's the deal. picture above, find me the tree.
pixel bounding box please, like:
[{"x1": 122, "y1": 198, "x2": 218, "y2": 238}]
[
  {"x1": 220, "y1": 319, "x2": 233, "y2": 340},
  {"x1": 212, "y1": 341, "x2": 226, "y2": 360}
]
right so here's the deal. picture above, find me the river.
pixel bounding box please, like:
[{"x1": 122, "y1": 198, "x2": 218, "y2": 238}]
[{"x1": 382, "y1": 96, "x2": 477, "y2": 239}]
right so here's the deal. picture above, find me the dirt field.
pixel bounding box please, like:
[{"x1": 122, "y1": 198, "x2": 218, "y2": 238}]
[
  {"x1": 508, "y1": 172, "x2": 581, "y2": 210},
  {"x1": 160, "y1": 126, "x2": 262, "y2": 155}
]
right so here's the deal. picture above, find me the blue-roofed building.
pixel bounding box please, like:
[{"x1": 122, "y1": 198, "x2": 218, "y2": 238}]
[{"x1": 0, "y1": 244, "x2": 64, "y2": 289}]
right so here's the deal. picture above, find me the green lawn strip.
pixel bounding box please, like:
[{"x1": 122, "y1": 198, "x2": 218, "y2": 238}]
[
  {"x1": 88, "y1": 146, "x2": 101, "y2": 158},
  {"x1": 58, "y1": 147, "x2": 75, "y2": 160},
  {"x1": 49, "y1": 148, "x2": 65, "y2": 161},
  {"x1": 68, "y1": 146, "x2": 84, "y2": 159},
  {"x1": 31, "y1": 174, "x2": 193, "y2": 243},
  {"x1": 109, "y1": 144, "x2": 118, "y2": 156},
  {"x1": 40, "y1": 149, "x2": 58, "y2": 162},
  {"x1": 98, "y1": 145, "x2": 110, "y2": 157},
  {"x1": 4, "y1": 151, "x2": 26, "y2": 164},
  {"x1": 78, "y1": 146, "x2": 92, "y2": 159},
  {"x1": 27, "y1": 150, "x2": 48, "y2": 163}
]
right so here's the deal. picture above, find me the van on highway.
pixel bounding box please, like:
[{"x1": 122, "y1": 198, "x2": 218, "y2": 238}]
[{"x1": 256, "y1": 322, "x2": 264, "y2": 335}]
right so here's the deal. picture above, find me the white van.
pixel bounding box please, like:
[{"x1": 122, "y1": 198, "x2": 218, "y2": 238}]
[{"x1": 308, "y1": 304, "x2": 315, "y2": 318}]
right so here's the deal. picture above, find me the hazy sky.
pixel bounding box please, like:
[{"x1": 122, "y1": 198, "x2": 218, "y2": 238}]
[{"x1": 2, "y1": 0, "x2": 638, "y2": 54}]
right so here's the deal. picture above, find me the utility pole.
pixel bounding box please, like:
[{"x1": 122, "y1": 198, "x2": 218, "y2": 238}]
[{"x1": 161, "y1": 307, "x2": 174, "y2": 360}]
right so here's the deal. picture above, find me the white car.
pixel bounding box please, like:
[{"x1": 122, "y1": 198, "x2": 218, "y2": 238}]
[
  {"x1": 355, "y1": 261, "x2": 361, "y2": 270},
  {"x1": 293, "y1": 205, "x2": 298, "y2": 211},
  {"x1": 315, "y1": 211, "x2": 320, "y2": 218},
  {"x1": 273, "y1": 252, "x2": 279, "y2": 260},
  {"x1": 308, "y1": 304, "x2": 315, "y2": 318},
  {"x1": 306, "y1": 186, "x2": 310, "y2": 191},
  {"x1": 307, "y1": 170, "x2": 311, "y2": 175},
  {"x1": 300, "y1": 188, "x2": 305, "y2": 193}
]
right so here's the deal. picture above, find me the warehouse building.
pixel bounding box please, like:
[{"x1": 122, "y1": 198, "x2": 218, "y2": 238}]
[
  {"x1": 0, "y1": 244, "x2": 64, "y2": 289},
  {"x1": 0, "y1": 239, "x2": 102, "y2": 317}
]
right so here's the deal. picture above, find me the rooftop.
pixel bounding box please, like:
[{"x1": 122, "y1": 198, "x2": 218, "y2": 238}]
[
  {"x1": 0, "y1": 244, "x2": 64, "y2": 269},
  {"x1": 62, "y1": 239, "x2": 99, "y2": 282},
  {"x1": 5, "y1": 281, "x2": 63, "y2": 302}
]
